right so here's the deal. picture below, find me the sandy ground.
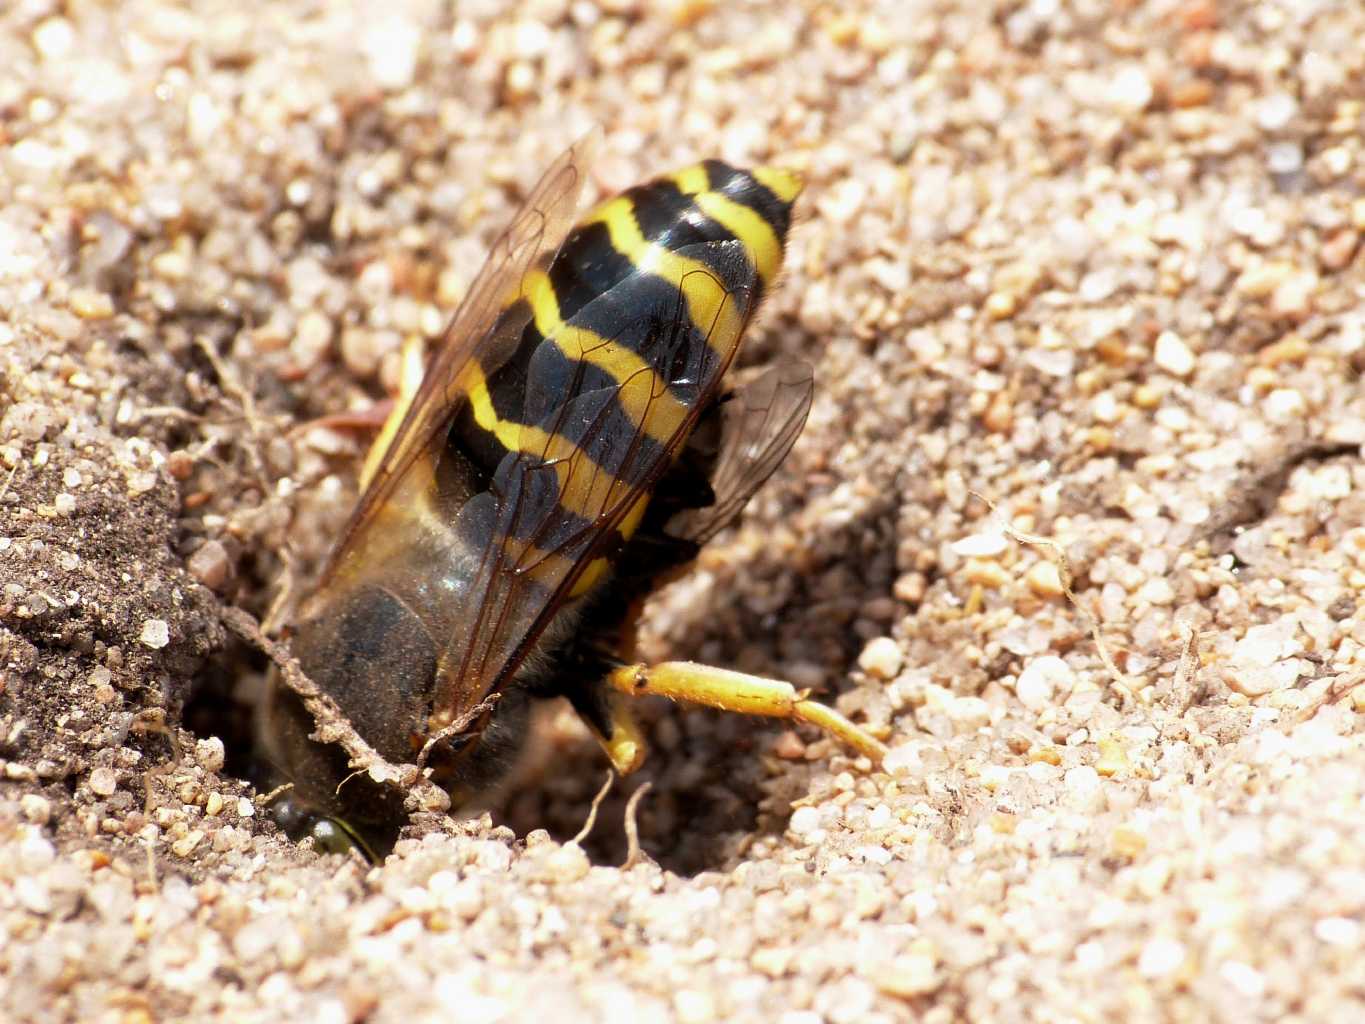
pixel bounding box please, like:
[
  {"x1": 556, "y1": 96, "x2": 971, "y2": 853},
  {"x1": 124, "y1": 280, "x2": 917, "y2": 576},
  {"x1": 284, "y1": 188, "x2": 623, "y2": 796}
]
[{"x1": 3, "y1": 0, "x2": 1365, "y2": 1021}]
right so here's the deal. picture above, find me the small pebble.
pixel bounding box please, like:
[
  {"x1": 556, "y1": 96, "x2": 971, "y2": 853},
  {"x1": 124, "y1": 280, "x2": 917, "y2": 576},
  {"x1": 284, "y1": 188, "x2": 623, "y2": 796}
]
[
  {"x1": 69, "y1": 288, "x2": 115, "y2": 319},
  {"x1": 196, "y1": 736, "x2": 226, "y2": 773},
  {"x1": 946, "y1": 696, "x2": 991, "y2": 732},
  {"x1": 188, "y1": 540, "x2": 232, "y2": 591},
  {"x1": 362, "y1": 16, "x2": 422, "y2": 89},
  {"x1": 1315, "y1": 917, "x2": 1360, "y2": 946},
  {"x1": 542, "y1": 843, "x2": 589, "y2": 884},
  {"x1": 1321, "y1": 229, "x2": 1359, "y2": 271},
  {"x1": 771, "y1": 731, "x2": 807, "y2": 760},
  {"x1": 139, "y1": 619, "x2": 170, "y2": 649},
  {"x1": 1016, "y1": 655, "x2": 1074, "y2": 711},
  {"x1": 872, "y1": 951, "x2": 941, "y2": 997},
  {"x1": 951, "y1": 531, "x2": 1009, "y2": 558},
  {"x1": 1153, "y1": 331, "x2": 1196, "y2": 377},
  {"x1": 788, "y1": 806, "x2": 822, "y2": 837},
  {"x1": 964, "y1": 559, "x2": 1010, "y2": 588},
  {"x1": 1270, "y1": 271, "x2": 1317, "y2": 318},
  {"x1": 88, "y1": 767, "x2": 118, "y2": 797},
  {"x1": 1136, "y1": 578, "x2": 1175, "y2": 606},
  {"x1": 1024, "y1": 561, "x2": 1064, "y2": 597},
  {"x1": 1138, "y1": 937, "x2": 1187, "y2": 979},
  {"x1": 857, "y1": 637, "x2": 902, "y2": 680},
  {"x1": 1094, "y1": 736, "x2": 1130, "y2": 777},
  {"x1": 1063, "y1": 766, "x2": 1103, "y2": 812},
  {"x1": 15, "y1": 877, "x2": 52, "y2": 915},
  {"x1": 1109, "y1": 65, "x2": 1153, "y2": 112},
  {"x1": 32, "y1": 17, "x2": 76, "y2": 60},
  {"x1": 673, "y1": 989, "x2": 716, "y2": 1024},
  {"x1": 1264, "y1": 388, "x2": 1306, "y2": 422},
  {"x1": 20, "y1": 794, "x2": 51, "y2": 825},
  {"x1": 1255, "y1": 92, "x2": 1298, "y2": 132}
]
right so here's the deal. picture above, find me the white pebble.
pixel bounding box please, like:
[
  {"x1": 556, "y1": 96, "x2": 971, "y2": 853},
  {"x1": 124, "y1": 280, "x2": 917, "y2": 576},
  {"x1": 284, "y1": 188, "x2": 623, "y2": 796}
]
[
  {"x1": 362, "y1": 17, "x2": 422, "y2": 90},
  {"x1": 1232, "y1": 620, "x2": 1297, "y2": 667},
  {"x1": 33, "y1": 17, "x2": 75, "y2": 60},
  {"x1": 947, "y1": 696, "x2": 991, "y2": 732},
  {"x1": 1220, "y1": 961, "x2": 1266, "y2": 999},
  {"x1": 673, "y1": 989, "x2": 715, "y2": 1024},
  {"x1": 951, "y1": 531, "x2": 1009, "y2": 558},
  {"x1": 1063, "y1": 766, "x2": 1103, "y2": 811},
  {"x1": 196, "y1": 736, "x2": 226, "y2": 773},
  {"x1": 1264, "y1": 388, "x2": 1306, "y2": 422},
  {"x1": 1138, "y1": 937, "x2": 1187, "y2": 978},
  {"x1": 88, "y1": 767, "x2": 118, "y2": 796},
  {"x1": 1267, "y1": 141, "x2": 1303, "y2": 175},
  {"x1": 543, "y1": 843, "x2": 589, "y2": 883},
  {"x1": 1016, "y1": 655, "x2": 1074, "y2": 711},
  {"x1": 882, "y1": 742, "x2": 922, "y2": 777},
  {"x1": 1136, "y1": 578, "x2": 1175, "y2": 606},
  {"x1": 1109, "y1": 65, "x2": 1153, "y2": 112},
  {"x1": 18, "y1": 832, "x2": 56, "y2": 871},
  {"x1": 139, "y1": 618, "x2": 170, "y2": 649},
  {"x1": 1315, "y1": 917, "x2": 1360, "y2": 946},
  {"x1": 1256, "y1": 92, "x2": 1298, "y2": 132},
  {"x1": 172, "y1": 830, "x2": 205, "y2": 858},
  {"x1": 20, "y1": 794, "x2": 51, "y2": 825},
  {"x1": 788, "y1": 806, "x2": 822, "y2": 837},
  {"x1": 15, "y1": 877, "x2": 52, "y2": 915},
  {"x1": 857, "y1": 636, "x2": 903, "y2": 680},
  {"x1": 1154, "y1": 331, "x2": 1196, "y2": 377}
]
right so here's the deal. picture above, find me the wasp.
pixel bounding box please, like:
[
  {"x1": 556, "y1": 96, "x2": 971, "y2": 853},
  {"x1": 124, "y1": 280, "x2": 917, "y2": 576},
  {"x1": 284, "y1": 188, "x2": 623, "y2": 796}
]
[{"x1": 257, "y1": 136, "x2": 887, "y2": 856}]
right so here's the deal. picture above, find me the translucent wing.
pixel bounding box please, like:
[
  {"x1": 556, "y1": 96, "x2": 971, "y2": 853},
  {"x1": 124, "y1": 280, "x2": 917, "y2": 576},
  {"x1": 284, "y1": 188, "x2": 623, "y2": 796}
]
[
  {"x1": 668, "y1": 360, "x2": 814, "y2": 545},
  {"x1": 323, "y1": 132, "x2": 599, "y2": 578},
  {"x1": 430, "y1": 249, "x2": 762, "y2": 718}
]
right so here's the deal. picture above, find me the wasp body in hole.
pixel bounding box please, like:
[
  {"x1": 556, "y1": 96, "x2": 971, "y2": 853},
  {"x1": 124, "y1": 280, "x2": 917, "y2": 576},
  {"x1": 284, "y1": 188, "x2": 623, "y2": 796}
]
[{"x1": 257, "y1": 137, "x2": 886, "y2": 857}]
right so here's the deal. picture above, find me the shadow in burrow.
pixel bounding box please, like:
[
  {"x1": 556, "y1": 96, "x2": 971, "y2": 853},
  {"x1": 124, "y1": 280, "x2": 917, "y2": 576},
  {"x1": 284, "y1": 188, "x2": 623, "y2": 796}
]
[
  {"x1": 177, "y1": 468, "x2": 912, "y2": 878},
  {"x1": 488, "y1": 475, "x2": 911, "y2": 875}
]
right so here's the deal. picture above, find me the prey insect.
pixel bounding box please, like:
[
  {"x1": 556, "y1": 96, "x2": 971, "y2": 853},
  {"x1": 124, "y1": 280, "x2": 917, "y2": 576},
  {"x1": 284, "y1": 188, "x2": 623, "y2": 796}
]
[{"x1": 257, "y1": 136, "x2": 887, "y2": 856}]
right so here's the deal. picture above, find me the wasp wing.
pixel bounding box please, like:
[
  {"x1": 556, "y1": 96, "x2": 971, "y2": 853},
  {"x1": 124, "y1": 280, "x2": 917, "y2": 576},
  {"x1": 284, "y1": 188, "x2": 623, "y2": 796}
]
[
  {"x1": 323, "y1": 132, "x2": 598, "y2": 580},
  {"x1": 667, "y1": 360, "x2": 814, "y2": 546},
  {"x1": 430, "y1": 247, "x2": 762, "y2": 718}
]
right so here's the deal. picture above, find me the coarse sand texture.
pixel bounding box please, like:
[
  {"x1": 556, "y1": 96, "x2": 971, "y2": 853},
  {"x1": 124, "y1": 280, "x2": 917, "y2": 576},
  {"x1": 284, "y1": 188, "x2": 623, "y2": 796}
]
[{"x1": 3, "y1": 2, "x2": 1365, "y2": 1022}]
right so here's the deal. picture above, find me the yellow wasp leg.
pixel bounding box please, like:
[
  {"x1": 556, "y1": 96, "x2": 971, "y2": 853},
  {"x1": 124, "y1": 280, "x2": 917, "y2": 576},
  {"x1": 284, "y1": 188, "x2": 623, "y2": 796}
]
[
  {"x1": 578, "y1": 687, "x2": 648, "y2": 775},
  {"x1": 358, "y1": 334, "x2": 427, "y2": 491},
  {"x1": 604, "y1": 661, "x2": 887, "y2": 763}
]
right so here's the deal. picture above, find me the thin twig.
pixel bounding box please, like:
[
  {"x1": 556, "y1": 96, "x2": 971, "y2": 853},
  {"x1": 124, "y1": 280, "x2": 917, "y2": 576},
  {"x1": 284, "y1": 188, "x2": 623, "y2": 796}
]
[
  {"x1": 255, "y1": 782, "x2": 295, "y2": 809},
  {"x1": 971, "y1": 492, "x2": 1137, "y2": 703},
  {"x1": 221, "y1": 605, "x2": 451, "y2": 816},
  {"x1": 1292, "y1": 670, "x2": 1363, "y2": 726},
  {"x1": 621, "y1": 781, "x2": 654, "y2": 869},
  {"x1": 571, "y1": 771, "x2": 614, "y2": 846},
  {"x1": 130, "y1": 708, "x2": 183, "y2": 816},
  {"x1": 1163, "y1": 624, "x2": 1203, "y2": 714},
  {"x1": 0, "y1": 460, "x2": 20, "y2": 504},
  {"x1": 417, "y1": 695, "x2": 501, "y2": 770}
]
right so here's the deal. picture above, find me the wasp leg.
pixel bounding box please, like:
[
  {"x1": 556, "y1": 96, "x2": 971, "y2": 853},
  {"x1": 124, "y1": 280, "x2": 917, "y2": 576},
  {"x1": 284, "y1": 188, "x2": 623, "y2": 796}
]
[
  {"x1": 358, "y1": 333, "x2": 427, "y2": 490},
  {"x1": 568, "y1": 678, "x2": 649, "y2": 775},
  {"x1": 604, "y1": 661, "x2": 887, "y2": 763}
]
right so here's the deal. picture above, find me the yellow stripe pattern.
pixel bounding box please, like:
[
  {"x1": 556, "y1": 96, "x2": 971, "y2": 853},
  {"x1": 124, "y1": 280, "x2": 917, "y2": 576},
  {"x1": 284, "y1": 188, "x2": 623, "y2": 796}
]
[
  {"x1": 584, "y1": 195, "x2": 748, "y2": 366},
  {"x1": 452, "y1": 163, "x2": 796, "y2": 602},
  {"x1": 667, "y1": 165, "x2": 794, "y2": 287},
  {"x1": 521, "y1": 268, "x2": 690, "y2": 446}
]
